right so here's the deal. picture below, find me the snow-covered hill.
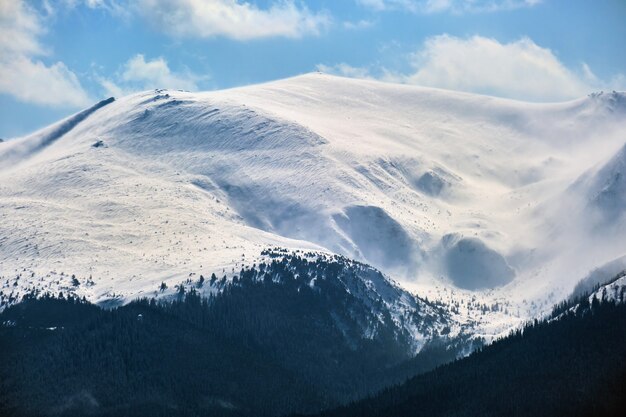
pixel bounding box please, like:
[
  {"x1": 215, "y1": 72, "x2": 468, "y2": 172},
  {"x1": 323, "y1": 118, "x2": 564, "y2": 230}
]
[{"x1": 1, "y1": 73, "x2": 625, "y2": 337}]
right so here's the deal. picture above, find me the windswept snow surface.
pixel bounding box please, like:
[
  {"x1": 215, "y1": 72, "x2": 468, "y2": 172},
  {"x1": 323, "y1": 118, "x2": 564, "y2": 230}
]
[{"x1": 1, "y1": 74, "x2": 625, "y2": 339}]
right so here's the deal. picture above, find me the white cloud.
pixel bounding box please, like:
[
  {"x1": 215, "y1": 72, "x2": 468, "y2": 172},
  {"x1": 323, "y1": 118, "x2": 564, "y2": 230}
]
[
  {"x1": 136, "y1": 0, "x2": 331, "y2": 40},
  {"x1": 343, "y1": 19, "x2": 375, "y2": 30},
  {"x1": 357, "y1": 0, "x2": 417, "y2": 11},
  {"x1": 398, "y1": 35, "x2": 594, "y2": 101},
  {"x1": 0, "y1": 1, "x2": 44, "y2": 56},
  {"x1": 356, "y1": 0, "x2": 541, "y2": 13},
  {"x1": 122, "y1": 54, "x2": 202, "y2": 90},
  {"x1": 0, "y1": 1, "x2": 91, "y2": 107},
  {"x1": 98, "y1": 54, "x2": 206, "y2": 96},
  {"x1": 96, "y1": 76, "x2": 126, "y2": 98},
  {"x1": 316, "y1": 63, "x2": 374, "y2": 79},
  {"x1": 61, "y1": 0, "x2": 131, "y2": 18},
  {"x1": 318, "y1": 35, "x2": 626, "y2": 102},
  {"x1": 0, "y1": 57, "x2": 91, "y2": 107}
]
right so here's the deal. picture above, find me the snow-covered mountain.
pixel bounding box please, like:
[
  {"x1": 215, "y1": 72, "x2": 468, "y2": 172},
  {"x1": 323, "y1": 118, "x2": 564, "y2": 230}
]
[{"x1": 1, "y1": 73, "x2": 625, "y2": 338}]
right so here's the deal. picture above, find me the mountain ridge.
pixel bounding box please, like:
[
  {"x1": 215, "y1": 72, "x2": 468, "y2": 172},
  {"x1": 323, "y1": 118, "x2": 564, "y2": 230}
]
[{"x1": 1, "y1": 73, "x2": 625, "y2": 340}]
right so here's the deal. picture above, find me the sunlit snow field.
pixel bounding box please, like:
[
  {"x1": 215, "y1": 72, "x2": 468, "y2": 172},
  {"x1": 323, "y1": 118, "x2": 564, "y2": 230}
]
[{"x1": 1, "y1": 73, "x2": 625, "y2": 341}]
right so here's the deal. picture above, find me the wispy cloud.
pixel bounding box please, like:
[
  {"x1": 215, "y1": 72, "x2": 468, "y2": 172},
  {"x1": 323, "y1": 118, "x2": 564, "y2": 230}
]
[
  {"x1": 356, "y1": 0, "x2": 541, "y2": 13},
  {"x1": 61, "y1": 0, "x2": 130, "y2": 17},
  {"x1": 0, "y1": 1, "x2": 91, "y2": 107},
  {"x1": 317, "y1": 35, "x2": 626, "y2": 102},
  {"x1": 136, "y1": 0, "x2": 331, "y2": 40},
  {"x1": 98, "y1": 54, "x2": 207, "y2": 96},
  {"x1": 343, "y1": 19, "x2": 375, "y2": 30},
  {"x1": 316, "y1": 63, "x2": 374, "y2": 79}
]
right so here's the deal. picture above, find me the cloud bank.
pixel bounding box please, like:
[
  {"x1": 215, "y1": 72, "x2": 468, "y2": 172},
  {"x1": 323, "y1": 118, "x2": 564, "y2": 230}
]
[
  {"x1": 137, "y1": 0, "x2": 331, "y2": 40},
  {"x1": 319, "y1": 35, "x2": 626, "y2": 102},
  {"x1": 0, "y1": 1, "x2": 91, "y2": 107}
]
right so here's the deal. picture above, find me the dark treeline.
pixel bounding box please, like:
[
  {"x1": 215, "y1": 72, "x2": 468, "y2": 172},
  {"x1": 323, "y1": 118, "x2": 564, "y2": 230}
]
[
  {"x1": 0, "y1": 255, "x2": 462, "y2": 417},
  {"x1": 315, "y1": 293, "x2": 626, "y2": 417}
]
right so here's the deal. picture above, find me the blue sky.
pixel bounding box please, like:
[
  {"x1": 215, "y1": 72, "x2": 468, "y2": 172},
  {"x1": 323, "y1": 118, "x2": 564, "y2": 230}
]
[{"x1": 1, "y1": 0, "x2": 625, "y2": 138}]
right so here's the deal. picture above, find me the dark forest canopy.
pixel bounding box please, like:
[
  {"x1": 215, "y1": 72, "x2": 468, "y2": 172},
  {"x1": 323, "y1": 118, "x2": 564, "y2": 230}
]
[
  {"x1": 1, "y1": 255, "x2": 624, "y2": 417},
  {"x1": 0, "y1": 255, "x2": 465, "y2": 417},
  {"x1": 315, "y1": 295, "x2": 626, "y2": 417}
]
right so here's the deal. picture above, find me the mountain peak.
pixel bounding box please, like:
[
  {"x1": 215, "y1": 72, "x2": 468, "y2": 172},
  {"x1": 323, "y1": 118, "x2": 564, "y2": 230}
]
[{"x1": 0, "y1": 72, "x2": 625, "y2": 325}]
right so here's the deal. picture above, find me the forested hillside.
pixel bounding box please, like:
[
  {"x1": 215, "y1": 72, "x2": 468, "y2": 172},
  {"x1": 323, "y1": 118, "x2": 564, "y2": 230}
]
[
  {"x1": 0, "y1": 255, "x2": 467, "y2": 417},
  {"x1": 317, "y1": 285, "x2": 626, "y2": 417}
]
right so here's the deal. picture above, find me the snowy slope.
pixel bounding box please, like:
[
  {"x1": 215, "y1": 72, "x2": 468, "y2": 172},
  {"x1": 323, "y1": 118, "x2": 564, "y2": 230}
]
[
  {"x1": 571, "y1": 254, "x2": 626, "y2": 299},
  {"x1": 550, "y1": 269, "x2": 626, "y2": 323},
  {"x1": 0, "y1": 74, "x2": 625, "y2": 338}
]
